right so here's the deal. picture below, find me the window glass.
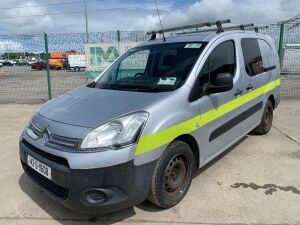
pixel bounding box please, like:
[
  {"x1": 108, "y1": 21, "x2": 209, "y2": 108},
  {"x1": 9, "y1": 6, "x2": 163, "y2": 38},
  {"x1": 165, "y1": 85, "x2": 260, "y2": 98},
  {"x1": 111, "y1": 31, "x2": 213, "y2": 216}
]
[
  {"x1": 190, "y1": 40, "x2": 235, "y2": 101},
  {"x1": 117, "y1": 50, "x2": 149, "y2": 80},
  {"x1": 208, "y1": 40, "x2": 236, "y2": 78},
  {"x1": 241, "y1": 38, "x2": 264, "y2": 76},
  {"x1": 95, "y1": 42, "x2": 206, "y2": 92},
  {"x1": 258, "y1": 39, "x2": 276, "y2": 68}
]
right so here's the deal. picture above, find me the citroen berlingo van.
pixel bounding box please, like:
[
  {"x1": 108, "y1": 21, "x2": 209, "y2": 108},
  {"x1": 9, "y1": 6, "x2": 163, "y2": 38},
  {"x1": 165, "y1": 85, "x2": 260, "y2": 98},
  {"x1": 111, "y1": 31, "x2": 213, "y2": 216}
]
[{"x1": 19, "y1": 21, "x2": 280, "y2": 213}]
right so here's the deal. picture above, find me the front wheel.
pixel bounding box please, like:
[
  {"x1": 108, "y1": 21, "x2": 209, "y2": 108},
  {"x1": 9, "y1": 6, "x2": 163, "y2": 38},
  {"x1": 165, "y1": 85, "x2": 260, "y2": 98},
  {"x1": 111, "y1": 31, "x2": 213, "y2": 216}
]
[
  {"x1": 253, "y1": 100, "x2": 273, "y2": 135},
  {"x1": 148, "y1": 141, "x2": 194, "y2": 209}
]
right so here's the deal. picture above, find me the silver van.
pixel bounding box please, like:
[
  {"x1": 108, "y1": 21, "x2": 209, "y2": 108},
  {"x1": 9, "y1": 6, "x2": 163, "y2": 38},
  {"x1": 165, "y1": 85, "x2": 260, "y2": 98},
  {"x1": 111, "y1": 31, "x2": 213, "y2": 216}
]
[{"x1": 19, "y1": 21, "x2": 280, "y2": 213}]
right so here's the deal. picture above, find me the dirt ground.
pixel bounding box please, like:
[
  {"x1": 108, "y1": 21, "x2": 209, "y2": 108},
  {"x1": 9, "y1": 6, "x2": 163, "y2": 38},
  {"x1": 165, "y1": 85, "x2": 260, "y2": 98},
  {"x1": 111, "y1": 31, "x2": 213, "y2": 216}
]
[{"x1": 0, "y1": 100, "x2": 299, "y2": 225}]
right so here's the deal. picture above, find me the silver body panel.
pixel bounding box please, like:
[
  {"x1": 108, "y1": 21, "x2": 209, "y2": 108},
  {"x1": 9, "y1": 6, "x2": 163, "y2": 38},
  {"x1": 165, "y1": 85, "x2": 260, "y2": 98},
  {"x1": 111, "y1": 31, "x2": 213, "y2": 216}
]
[{"x1": 20, "y1": 30, "x2": 281, "y2": 169}]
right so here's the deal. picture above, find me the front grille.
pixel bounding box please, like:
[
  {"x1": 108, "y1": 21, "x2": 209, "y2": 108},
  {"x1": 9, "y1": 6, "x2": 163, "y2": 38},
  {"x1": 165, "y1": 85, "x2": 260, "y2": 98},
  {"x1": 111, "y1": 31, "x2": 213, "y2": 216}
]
[
  {"x1": 22, "y1": 162, "x2": 68, "y2": 199},
  {"x1": 49, "y1": 134, "x2": 81, "y2": 149},
  {"x1": 28, "y1": 123, "x2": 81, "y2": 150},
  {"x1": 23, "y1": 140, "x2": 69, "y2": 167}
]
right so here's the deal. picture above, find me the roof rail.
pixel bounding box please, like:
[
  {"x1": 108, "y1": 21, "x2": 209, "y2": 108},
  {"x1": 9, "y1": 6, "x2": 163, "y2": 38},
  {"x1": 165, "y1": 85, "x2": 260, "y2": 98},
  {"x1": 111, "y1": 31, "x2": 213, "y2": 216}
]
[
  {"x1": 247, "y1": 25, "x2": 269, "y2": 32},
  {"x1": 178, "y1": 23, "x2": 254, "y2": 35},
  {"x1": 177, "y1": 24, "x2": 269, "y2": 35},
  {"x1": 147, "y1": 19, "x2": 231, "y2": 40}
]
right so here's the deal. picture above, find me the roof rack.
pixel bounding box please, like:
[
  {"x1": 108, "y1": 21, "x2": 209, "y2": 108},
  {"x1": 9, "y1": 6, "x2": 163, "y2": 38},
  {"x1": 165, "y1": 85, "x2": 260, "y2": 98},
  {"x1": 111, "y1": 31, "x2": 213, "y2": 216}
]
[
  {"x1": 247, "y1": 25, "x2": 269, "y2": 32},
  {"x1": 178, "y1": 24, "x2": 269, "y2": 35},
  {"x1": 147, "y1": 19, "x2": 231, "y2": 40},
  {"x1": 178, "y1": 23, "x2": 254, "y2": 35}
]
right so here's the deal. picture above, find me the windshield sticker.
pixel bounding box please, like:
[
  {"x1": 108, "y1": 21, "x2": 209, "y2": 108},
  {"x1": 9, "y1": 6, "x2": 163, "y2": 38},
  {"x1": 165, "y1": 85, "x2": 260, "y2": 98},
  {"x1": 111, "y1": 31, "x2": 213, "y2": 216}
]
[
  {"x1": 158, "y1": 77, "x2": 177, "y2": 85},
  {"x1": 184, "y1": 43, "x2": 202, "y2": 48}
]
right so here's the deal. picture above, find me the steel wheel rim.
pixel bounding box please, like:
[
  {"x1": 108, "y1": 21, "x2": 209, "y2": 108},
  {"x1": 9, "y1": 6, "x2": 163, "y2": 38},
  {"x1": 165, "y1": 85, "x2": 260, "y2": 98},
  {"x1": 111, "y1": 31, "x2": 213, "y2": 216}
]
[{"x1": 163, "y1": 153, "x2": 191, "y2": 198}]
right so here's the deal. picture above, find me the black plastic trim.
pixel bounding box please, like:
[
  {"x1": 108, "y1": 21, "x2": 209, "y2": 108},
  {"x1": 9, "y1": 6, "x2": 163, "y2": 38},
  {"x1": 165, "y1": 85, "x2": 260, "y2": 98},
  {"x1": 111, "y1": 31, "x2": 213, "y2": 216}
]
[
  {"x1": 22, "y1": 140, "x2": 69, "y2": 167},
  {"x1": 263, "y1": 65, "x2": 276, "y2": 72},
  {"x1": 22, "y1": 161, "x2": 68, "y2": 199},
  {"x1": 209, "y1": 101, "x2": 263, "y2": 142},
  {"x1": 20, "y1": 139, "x2": 157, "y2": 214}
]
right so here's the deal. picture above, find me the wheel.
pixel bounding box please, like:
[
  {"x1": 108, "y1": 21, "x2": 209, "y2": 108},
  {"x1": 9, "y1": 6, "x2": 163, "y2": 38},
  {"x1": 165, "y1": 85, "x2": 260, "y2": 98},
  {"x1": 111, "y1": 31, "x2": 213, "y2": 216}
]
[
  {"x1": 148, "y1": 140, "x2": 194, "y2": 209},
  {"x1": 74, "y1": 66, "x2": 79, "y2": 72},
  {"x1": 253, "y1": 100, "x2": 273, "y2": 135}
]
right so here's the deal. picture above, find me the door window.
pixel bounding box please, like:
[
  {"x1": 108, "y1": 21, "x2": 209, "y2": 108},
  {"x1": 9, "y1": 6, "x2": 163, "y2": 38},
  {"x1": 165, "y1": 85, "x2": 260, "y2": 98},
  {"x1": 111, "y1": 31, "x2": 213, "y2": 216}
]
[
  {"x1": 241, "y1": 38, "x2": 264, "y2": 76},
  {"x1": 190, "y1": 40, "x2": 236, "y2": 101}
]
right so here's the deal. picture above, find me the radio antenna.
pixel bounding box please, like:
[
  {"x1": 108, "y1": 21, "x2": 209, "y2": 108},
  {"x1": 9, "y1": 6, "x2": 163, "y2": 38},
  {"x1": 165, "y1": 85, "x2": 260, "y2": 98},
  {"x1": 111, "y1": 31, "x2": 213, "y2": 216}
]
[{"x1": 154, "y1": 0, "x2": 166, "y2": 41}]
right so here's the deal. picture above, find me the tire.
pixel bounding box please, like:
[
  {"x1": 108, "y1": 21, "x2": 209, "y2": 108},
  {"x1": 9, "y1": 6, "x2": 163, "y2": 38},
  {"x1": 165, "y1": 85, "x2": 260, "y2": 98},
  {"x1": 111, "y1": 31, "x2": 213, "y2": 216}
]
[
  {"x1": 74, "y1": 66, "x2": 80, "y2": 72},
  {"x1": 253, "y1": 100, "x2": 273, "y2": 135},
  {"x1": 148, "y1": 140, "x2": 194, "y2": 209}
]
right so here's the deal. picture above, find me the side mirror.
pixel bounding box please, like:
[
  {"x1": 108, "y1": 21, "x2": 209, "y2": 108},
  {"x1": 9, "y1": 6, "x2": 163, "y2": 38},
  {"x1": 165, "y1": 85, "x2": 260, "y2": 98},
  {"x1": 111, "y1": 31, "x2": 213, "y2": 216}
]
[{"x1": 204, "y1": 73, "x2": 233, "y2": 95}]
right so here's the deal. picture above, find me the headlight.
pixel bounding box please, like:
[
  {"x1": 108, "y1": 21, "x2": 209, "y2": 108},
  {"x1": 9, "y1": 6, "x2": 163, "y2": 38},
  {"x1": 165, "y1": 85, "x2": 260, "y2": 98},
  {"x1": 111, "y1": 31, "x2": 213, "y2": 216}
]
[{"x1": 80, "y1": 112, "x2": 149, "y2": 150}]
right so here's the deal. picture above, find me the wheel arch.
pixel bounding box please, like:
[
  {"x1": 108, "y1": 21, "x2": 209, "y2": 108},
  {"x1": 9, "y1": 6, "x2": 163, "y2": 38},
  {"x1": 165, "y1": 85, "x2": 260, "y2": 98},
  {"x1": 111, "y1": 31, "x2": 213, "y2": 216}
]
[
  {"x1": 174, "y1": 134, "x2": 200, "y2": 169},
  {"x1": 267, "y1": 94, "x2": 275, "y2": 109}
]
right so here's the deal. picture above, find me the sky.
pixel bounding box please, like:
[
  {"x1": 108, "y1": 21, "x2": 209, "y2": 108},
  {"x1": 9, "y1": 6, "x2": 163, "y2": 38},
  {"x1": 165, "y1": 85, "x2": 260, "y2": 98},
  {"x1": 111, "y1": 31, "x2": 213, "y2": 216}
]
[{"x1": 0, "y1": 0, "x2": 299, "y2": 35}]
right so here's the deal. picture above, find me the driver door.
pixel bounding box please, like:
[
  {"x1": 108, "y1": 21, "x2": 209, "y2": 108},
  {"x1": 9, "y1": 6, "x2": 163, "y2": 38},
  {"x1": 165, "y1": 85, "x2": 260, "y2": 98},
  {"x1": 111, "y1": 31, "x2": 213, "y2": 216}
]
[{"x1": 192, "y1": 38, "x2": 244, "y2": 161}]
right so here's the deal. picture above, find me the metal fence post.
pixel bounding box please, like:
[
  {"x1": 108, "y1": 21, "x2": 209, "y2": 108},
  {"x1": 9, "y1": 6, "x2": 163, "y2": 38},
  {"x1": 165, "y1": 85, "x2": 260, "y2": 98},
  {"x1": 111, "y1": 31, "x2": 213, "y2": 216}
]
[
  {"x1": 278, "y1": 23, "x2": 285, "y2": 67},
  {"x1": 117, "y1": 30, "x2": 120, "y2": 42},
  {"x1": 43, "y1": 32, "x2": 52, "y2": 100}
]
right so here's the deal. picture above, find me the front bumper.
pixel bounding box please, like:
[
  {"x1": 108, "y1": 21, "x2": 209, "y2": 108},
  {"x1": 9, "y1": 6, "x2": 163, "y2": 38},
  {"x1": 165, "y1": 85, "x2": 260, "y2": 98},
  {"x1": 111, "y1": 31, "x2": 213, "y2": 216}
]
[{"x1": 19, "y1": 140, "x2": 156, "y2": 214}]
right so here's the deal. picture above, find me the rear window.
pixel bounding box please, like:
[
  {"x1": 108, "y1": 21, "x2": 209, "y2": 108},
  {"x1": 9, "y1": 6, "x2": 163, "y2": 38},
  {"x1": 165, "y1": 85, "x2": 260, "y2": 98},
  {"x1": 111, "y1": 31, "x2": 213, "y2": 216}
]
[
  {"x1": 241, "y1": 38, "x2": 263, "y2": 76},
  {"x1": 258, "y1": 39, "x2": 276, "y2": 68}
]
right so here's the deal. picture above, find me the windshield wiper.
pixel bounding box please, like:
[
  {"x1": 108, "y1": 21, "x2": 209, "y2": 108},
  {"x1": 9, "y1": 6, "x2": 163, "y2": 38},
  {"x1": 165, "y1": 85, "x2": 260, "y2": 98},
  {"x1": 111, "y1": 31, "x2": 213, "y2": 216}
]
[
  {"x1": 86, "y1": 81, "x2": 96, "y2": 88},
  {"x1": 96, "y1": 83, "x2": 175, "y2": 92},
  {"x1": 130, "y1": 86, "x2": 176, "y2": 92}
]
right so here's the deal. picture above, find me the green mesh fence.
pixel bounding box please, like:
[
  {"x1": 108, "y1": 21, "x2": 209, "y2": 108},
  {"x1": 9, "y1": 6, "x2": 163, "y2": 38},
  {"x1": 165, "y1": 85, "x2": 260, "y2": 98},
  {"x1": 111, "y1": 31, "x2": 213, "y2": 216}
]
[
  {"x1": 0, "y1": 26, "x2": 299, "y2": 104},
  {"x1": 0, "y1": 34, "x2": 47, "y2": 103}
]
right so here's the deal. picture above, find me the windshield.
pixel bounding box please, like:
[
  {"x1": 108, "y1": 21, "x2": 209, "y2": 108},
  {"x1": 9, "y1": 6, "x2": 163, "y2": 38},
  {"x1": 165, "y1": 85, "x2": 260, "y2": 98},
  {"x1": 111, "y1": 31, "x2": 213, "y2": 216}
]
[{"x1": 94, "y1": 42, "x2": 206, "y2": 92}]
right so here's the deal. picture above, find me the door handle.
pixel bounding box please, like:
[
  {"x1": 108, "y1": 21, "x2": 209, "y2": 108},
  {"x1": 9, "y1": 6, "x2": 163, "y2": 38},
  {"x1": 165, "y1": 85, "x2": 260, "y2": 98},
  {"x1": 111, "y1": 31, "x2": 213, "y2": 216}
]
[
  {"x1": 246, "y1": 84, "x2": 253, "y2": 91},
  {"x1": 234, "y1": 89, "x2": 243, "y2": 96}
]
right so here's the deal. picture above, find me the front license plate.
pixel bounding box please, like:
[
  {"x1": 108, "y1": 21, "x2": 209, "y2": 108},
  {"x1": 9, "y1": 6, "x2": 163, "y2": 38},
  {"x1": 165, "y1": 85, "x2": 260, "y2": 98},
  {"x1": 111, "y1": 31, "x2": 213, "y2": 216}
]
[{"x1": 26, "y1": 154, "x2": 52, "y2": 180}]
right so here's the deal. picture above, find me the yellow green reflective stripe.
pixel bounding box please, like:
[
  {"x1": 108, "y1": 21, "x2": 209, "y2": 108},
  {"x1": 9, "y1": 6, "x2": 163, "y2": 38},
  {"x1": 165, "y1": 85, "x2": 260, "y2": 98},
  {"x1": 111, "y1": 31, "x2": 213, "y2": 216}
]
[
  {"x1": 135, "y1": 78, "x2": 280, "y2": 156},
  {"x1": 136, "y1": 116, "x2": 199, "y2": 156},
  {"x1": 200, "y1": 93, "x2": 244, "y2": 127}
]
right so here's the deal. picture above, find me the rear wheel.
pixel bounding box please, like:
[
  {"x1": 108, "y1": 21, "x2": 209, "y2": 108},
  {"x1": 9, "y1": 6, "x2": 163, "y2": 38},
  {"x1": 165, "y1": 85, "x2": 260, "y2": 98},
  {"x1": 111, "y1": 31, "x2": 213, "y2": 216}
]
[
  {"x1": 253, "y1": 100, "x2": 273, "y2": 135},
  {"x1": 148, "y1": 141, "x2": 194, "y2": 209}
]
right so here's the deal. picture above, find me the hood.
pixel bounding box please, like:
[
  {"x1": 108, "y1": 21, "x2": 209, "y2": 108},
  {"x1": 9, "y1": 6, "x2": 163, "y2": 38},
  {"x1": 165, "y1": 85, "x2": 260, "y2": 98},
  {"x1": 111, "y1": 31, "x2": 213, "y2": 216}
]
[{"x1": 38, "y1": 86, "x2": 169, "y2": 128}]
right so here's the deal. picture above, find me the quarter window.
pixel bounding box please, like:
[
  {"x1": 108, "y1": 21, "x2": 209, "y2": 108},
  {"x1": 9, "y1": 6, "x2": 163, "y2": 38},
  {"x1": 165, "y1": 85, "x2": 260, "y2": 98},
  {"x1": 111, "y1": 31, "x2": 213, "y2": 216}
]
[{"x1": 241, "y1": 38, "x2": 264, "y2": 76}]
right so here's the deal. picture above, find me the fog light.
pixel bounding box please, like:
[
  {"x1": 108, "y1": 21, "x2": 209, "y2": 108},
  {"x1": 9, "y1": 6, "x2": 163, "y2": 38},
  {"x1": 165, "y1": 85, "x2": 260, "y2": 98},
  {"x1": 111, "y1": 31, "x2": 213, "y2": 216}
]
[{"x1": 82, "y1": 189, "x2": 108, "y2": 205}]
